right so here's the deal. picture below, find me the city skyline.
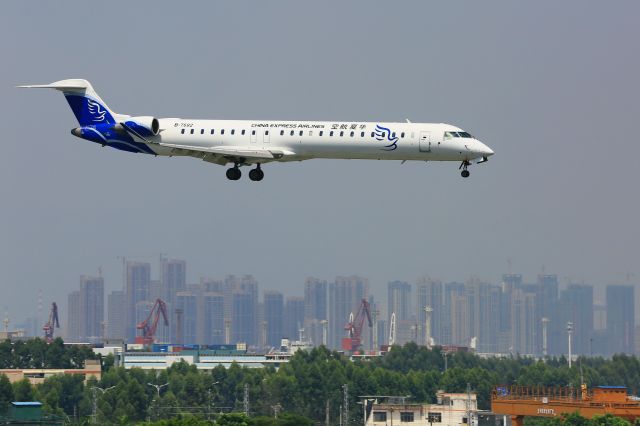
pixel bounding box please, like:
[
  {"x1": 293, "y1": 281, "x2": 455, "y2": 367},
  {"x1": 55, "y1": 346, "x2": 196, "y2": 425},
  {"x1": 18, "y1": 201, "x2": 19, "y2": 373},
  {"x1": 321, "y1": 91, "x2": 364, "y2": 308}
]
[{"x1": 9, "y1": 256, "x2": 637, "y2": 358}]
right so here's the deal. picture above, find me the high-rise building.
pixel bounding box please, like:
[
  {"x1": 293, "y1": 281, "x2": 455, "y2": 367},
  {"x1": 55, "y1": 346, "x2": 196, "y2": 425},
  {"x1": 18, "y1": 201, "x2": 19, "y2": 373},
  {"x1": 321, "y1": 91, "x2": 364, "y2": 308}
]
[
  {"x1": 606, "y1": 285, "x2": 635, "y2": 355},
  {"x1": 304, "y1": 278, "x2": 327, "y2": 346},
  {"x1": 474, "y1": 281, "x2": 501, "y2": 353},
  {"x1": 79, "y1": 275, "x2": 104, "y2": 343},
  {"x1": 415, "y1": 278, "x2": 443, "y2": 345},
  {"x1": 177, "y1": 289, "x2": 198, "y2": 345},
  {"x1": 388, "y1": 281, "x2": 413, "y2": 345},
  {"x1": 107, "y1": 290, "x2": 126, "y2": 340},
  {"x1": 511, "y1": 288, "x2": 536, "y2": 355},
  {"x1": 535, "y1": 275, "x2": 560, "y2": 355},
  {"x1": 264, "y1": 291, "x2": 284, "y2": 348},
  {"x1": 328, "y1": 276, "x2": 369, "y2": 349},
  {"x1": 232, "y1": 292, "x2": 255, "y2": 344},
  {"x1": 126, "y1": 262, "x2": 151, "y2": 342},
  {"x1": 560, "y1": 284, "x2": 593, "y2": 356},
  {"x1": 284, "y1": 297, "x2": 305, "y2": 341},
  {"x1": 161, "y1": 258, "x2": 186, "y2": 342},
  {"x1": 224, "y1": 275, "x2": 258, "y2": 345},
  {"x1": 66, "y1": 291, "x2": 80, "y2": 342},
  {"x1": 203, "y1": 291, "x2": 225, "y2": 345},
  {"x1": 441, "y1": 282, "x2": 465, "y2": 346}
]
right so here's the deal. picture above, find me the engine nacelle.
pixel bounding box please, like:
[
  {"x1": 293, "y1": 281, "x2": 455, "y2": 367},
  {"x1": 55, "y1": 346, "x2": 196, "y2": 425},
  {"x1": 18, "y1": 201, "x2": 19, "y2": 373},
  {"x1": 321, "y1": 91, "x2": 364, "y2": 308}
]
[{"x1": 123, "y1": 116, "x2": 160, "y2": 137}]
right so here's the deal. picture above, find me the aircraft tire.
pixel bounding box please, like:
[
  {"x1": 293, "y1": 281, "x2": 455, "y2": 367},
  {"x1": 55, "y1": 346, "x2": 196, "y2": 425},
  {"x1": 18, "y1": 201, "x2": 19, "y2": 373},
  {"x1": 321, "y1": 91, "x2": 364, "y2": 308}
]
[
  {"x1": 249, "y1": 169, "x2": 264, "y2": 181},
  {"x1": 461, "y1": 170, "x2": 470, "y2": 178},
  {"x1": 226, "y1": 168, "x2": 241, "y2": 180}
]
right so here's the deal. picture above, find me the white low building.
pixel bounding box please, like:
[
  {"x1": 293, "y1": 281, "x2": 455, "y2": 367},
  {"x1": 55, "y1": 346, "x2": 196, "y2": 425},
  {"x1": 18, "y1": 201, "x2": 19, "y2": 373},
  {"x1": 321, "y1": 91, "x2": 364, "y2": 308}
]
[{"x1": 365, "y1": 391, "x2": 506, "y2": 426}]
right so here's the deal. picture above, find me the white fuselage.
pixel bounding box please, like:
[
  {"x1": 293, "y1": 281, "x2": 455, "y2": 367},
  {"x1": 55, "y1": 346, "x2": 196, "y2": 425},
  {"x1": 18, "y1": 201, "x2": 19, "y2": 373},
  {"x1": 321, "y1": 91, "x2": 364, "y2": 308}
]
[{"x1": 149, "y1": 119, "x2": 493, "y2": 164}]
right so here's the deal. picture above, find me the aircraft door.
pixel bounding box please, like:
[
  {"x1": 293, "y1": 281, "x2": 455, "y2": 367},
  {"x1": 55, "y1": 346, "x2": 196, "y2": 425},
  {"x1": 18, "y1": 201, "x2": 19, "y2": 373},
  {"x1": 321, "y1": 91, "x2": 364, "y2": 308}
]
[
  {"x1": 263, "y1": 130, "x2": 270, "y2": 144},
  {"x1": 250, "y1": 129, "x2": 257, "y2": 143},
  {"x1": 419, "y1": 131, "x2": 431, "y2": 152}
]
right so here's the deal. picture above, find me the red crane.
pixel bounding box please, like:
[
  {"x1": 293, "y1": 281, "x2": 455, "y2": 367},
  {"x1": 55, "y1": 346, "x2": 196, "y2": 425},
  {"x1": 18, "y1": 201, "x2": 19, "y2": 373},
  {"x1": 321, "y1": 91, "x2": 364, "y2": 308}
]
[
  {"x1": 135, "y1": 298, "x2": 169, "y2": 345},
  {"x1": 42, "y1": 302, "x2": 60, "y2": 343},
  {"x1": 342, "y1": 299, "x2": 373, "y2": 352}
]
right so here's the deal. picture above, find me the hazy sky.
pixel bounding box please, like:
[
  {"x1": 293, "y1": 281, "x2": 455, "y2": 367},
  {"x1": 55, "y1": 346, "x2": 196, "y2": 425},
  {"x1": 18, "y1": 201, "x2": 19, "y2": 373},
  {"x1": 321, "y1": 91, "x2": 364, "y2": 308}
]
[{"x1": 1, "y1": 1, "x2": 639, "y2": 324}]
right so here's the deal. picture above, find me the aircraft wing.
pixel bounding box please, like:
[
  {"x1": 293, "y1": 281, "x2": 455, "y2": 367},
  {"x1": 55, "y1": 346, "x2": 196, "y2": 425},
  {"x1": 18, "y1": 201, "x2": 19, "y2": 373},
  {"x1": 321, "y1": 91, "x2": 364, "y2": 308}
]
[{"x1": 157, "y1": 142, "x2": 296, "y2": 166}]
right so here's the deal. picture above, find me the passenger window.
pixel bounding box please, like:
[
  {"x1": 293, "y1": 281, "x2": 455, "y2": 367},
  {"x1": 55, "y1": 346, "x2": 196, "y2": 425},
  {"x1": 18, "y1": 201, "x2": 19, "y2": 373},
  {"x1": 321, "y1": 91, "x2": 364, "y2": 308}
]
[
  {"x1": 401, "y1": 132, "x2": 405, "y2": 138},
  {"x1": 221, "y1": 129, "x2": 225, "y2": 135},
  {"x1": 340, "y1": 131, "x2": 344, "y2": 136},
  {"x1": 265, "y1": 130, "x2": 269, "y2": 135},
  {"x1": 319, "y1": 131, "x2": 324, "y2": 136},
  {"x1": 290, "y1": 130, "x2": 295, "y2": 136},
  {"x1": 360, "y1": 131, "x2": 365, "y2": 137},
  {"x1": 392, "y1": 132, "x2": 396, "y2": 138},
  {"x1": 190, "y1": 129, "x2": 194, "y2": 134},
  {"x1": 330, "y1": 131, "x2": 334, "y2": 136},
  {"x1": 350, "y1": 131, "x2": 354, "y2": 137},
  {"x1": 252, "y1": 130, "x2": 256, "y2": 135},
  {"x1": 241, "y1": 129, "x2": 246, "y2": 135},
  {"x1": 201, "y1": 129, "x2": 204, "y2": 134},
  {"x1": 181, "y1": 129, "x2": 185, "y2": 134},
  {"x1": 231, "y1": 129, "x2": 235, "y2": 135},
  {"x1": 211, "y1": 129, "x2": 215, "y2": 135},
  {"x1": 299, "y1": 130, "x2": 303, "y2": 136},
  {"x1": 280, "y1": 130, "x2": 284, "y2": 136},
  {"x1": 371, "y1": 132, "x2": 374, "y2": 137}
]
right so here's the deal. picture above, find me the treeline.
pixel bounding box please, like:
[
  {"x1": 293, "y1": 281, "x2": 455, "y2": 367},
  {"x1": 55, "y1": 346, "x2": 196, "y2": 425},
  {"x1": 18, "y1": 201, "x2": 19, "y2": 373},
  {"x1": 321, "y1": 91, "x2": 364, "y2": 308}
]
[
  {"x1": 1, "y1": 340, "x2": 640, "y2": 424},
  {"x1": 0, "y1": 338, "x2": 97, "y2": 369}
]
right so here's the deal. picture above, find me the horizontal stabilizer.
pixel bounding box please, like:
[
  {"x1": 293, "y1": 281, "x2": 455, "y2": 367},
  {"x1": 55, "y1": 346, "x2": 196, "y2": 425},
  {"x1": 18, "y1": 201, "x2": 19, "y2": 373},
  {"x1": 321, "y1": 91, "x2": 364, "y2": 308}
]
[{"x1": 18, "y1": 79, "x2": 92, "y2": 92}]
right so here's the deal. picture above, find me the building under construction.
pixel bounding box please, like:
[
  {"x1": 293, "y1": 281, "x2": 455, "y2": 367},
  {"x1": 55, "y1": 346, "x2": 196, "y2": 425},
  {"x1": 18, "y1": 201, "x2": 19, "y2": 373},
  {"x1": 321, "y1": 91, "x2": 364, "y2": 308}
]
[{"x1": 492, "y1": 385, "x2": 640, "y2": 426}]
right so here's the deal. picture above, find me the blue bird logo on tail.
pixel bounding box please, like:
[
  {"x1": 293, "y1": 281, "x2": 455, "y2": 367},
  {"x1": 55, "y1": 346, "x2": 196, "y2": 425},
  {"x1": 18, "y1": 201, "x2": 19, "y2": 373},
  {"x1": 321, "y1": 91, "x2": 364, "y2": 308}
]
[
  {"x1": 374, "y1": 125, "x2": 399, "y2": 151},
  {"x1": 87, "y1": 98, "x2": 107, "y2": 122}
]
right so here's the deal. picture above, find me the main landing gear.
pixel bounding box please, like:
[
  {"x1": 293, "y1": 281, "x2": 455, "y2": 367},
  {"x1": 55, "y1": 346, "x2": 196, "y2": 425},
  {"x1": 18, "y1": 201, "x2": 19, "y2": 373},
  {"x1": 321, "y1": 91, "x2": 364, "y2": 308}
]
[
  {"x1": 459, "y1": 160, "x2": 471, "y2": 178},
  {"x1": 226, "y1": 164, "x2": 241, "y2": 181},
  {"x1": 226, "y1": 163, "x2": 264, "y2": 181},
  {"x1": 248, "y1": 164, "x2": 264, "y2": 182}
]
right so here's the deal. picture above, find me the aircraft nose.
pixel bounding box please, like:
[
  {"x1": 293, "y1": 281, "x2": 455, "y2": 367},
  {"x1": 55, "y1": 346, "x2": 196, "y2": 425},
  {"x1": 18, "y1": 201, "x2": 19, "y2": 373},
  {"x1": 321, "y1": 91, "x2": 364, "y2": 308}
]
[{"x1": 477, "y1": 141, "x2": 494, "y2": 157}]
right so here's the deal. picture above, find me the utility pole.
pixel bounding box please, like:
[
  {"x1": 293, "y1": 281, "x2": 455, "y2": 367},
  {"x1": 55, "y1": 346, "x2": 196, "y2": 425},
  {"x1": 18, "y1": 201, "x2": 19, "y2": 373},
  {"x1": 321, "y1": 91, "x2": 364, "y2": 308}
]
[
  {"x1": 567, "y1": 321, "x2": 574, "y2": 368},
  {"x1": 243, "y1": 383, "x2": 249, "y2": 417},
  {"x1": 321, "y1": 320, "x2": 328, "y2": 347},
  {"x1": 542, "y1": 317, "x2": 549, "y2": 357},
  {"x1": 343, "y1": 384, "x2": 349, "y2": 426},
  {"x1": 424, "y1": 306, "x2": 433, "y2": 349},
  {"x1": 325, "y1": 399, "x2": 330, "y2": 426},
  {"x1": 466, "y1": 383, "x2": 472, "y2": 426}
]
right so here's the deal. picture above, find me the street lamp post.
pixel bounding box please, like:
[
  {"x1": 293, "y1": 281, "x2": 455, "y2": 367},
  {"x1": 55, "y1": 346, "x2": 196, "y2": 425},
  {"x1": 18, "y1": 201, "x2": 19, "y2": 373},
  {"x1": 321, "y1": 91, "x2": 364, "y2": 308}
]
[
  {"x1": 147, "y1": 382, "x2": 169, "y2": 421},
  {"x1": 207, "y1": 381, "x2": 220, "y2": 421},
  {"x1": 91, "y1": 386, "x2": 116, "y2": 425}
]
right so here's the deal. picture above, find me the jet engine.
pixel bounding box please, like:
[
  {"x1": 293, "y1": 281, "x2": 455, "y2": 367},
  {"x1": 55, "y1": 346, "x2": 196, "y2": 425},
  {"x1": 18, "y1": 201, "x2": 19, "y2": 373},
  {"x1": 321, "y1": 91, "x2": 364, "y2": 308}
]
[{"x1": 123, "y1": 116, "x2": 160, "y2": 137}]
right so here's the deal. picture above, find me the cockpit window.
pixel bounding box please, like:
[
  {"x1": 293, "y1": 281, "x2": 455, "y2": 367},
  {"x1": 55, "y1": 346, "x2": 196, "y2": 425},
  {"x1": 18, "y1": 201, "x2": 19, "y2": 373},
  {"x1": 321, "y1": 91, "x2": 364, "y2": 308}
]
[{"x1": 444, "y1": 131, "x2": 473, "y2": 139}]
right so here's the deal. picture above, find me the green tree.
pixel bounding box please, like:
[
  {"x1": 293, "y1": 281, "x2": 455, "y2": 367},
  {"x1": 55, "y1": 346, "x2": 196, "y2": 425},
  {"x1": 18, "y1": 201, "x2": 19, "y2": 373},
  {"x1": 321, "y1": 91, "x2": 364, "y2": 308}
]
[
  {"x1": 0, "y1": 374, "x2": 14, "y2": 414},
  {"x1": 12, "y1": 378, "x2": 34, "y2": 401},
  {"x1": 216, "y1": 412, "x2": 251, "y2": 426}
]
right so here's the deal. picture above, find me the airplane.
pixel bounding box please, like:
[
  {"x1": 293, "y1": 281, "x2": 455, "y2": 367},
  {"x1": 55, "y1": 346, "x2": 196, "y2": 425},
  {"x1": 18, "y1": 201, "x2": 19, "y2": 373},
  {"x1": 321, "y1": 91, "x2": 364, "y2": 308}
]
[{"x1": 19, "y1": 79, "x2": 494, "y2": 181}]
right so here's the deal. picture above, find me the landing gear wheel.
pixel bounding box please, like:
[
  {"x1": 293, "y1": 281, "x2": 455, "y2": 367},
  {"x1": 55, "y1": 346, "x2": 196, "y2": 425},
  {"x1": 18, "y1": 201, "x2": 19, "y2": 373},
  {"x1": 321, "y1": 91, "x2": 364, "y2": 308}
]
[
  {"x1": 249, "y1": 164, "x2": 264, "y2": 181},
  {"x1": 226, "y1": 166, "x2": 241, "y2": 180},
  {"x1": 249, "y1": 169, "x2": 264, "y2": 181},
  {"x1": 459, "y1": 160, "x2": 471, "y2": 178}
]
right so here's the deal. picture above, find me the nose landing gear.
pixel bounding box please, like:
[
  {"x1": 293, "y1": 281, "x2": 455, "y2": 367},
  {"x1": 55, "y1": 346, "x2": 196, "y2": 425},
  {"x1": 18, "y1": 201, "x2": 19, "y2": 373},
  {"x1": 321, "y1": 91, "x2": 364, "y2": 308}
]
[{"x1": 459, "y1": 160, "x2": 471, "y2": 178}]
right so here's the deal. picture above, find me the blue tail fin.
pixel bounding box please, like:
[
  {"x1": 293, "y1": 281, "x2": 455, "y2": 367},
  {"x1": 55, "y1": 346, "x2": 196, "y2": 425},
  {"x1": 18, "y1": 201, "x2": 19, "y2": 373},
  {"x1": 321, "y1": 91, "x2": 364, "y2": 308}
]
[{"x1": 19, "y1": 79, "x2": 118, "y2": 126}]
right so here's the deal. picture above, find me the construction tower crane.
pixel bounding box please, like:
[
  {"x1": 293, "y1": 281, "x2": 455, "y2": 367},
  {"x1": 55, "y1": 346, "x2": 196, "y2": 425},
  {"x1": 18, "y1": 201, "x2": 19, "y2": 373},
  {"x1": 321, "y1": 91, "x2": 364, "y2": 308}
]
[
  {"x1": 342, "y1": 299, "x2": 372, "y2": 352},
  {"x1": 135, "y1": 298, "x2": 169, "y2": 345},
  {"x1": 43, "y1": 302, "x2": 59, "y2": 343}
]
